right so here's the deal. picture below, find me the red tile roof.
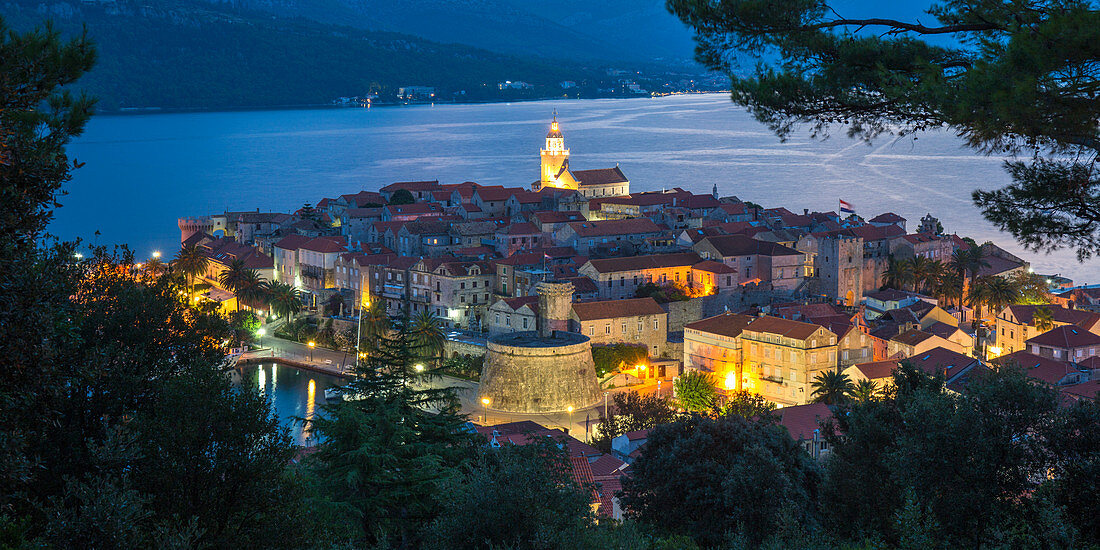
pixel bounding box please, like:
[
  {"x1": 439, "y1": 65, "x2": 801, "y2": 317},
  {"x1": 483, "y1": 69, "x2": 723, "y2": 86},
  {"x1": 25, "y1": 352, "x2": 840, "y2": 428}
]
[
  {"x1": 572, "y1": 166, "x2": 628, "y2": 186},
  {"x1": 380, "y1": 180, "x2": 440, "y2": 192},
  {"x1": 272, "y1": 234, "x2": 313, "y2": 250},
  {"x1": 744, "y1": 315, "x2": 828, "y2": 341},
  {"x1": 572, "y1": 297, "x2": 666, "y2": 321},
  {"x1": 684, "y1": 313, "x2": 755, "y2": 339},
  {"x1": 567, "y1": 218, "x2": 661, "y2": 237},
  {"x1": 849, "y1": 360, "x2": 901, "y2": 380},
  {"x1": 700, "y1": 234, "x2": 802, "y2": 257},
  {"x1": 692, "y1": 260, "x2": 736, "y2": 274},
  {"x1": 584, "y1": 252, "x2": 702, "y2": 274},
  {"x1": 778, "y1": 403, "x2": 833, "y2": 441},
  {"x1": 907, "y1": 347, "x2": 978, "y2": 380},
  {"x1": 995, "y1": 351, "x2": 1078, "y2": 385},
  {"x1": 869, "y1": 212, "x2": 906, "y2": 223},
  {"x1": 1026, "y1": 325, "x2": 1100, "y2": 349}
]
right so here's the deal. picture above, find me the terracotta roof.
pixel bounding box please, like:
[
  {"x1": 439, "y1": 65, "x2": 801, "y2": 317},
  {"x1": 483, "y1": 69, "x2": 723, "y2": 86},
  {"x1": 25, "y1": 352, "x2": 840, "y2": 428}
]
[
  {"x1": 892, "y1": 328, "x2": 937, "y2": 347},
  {"x1": 499, "y1": 295, "x2": 539, "y2": 313},
  {"x1": 584, "y1": 252, "x2": 702, "y2": 274},
  {"x1": 699, "y1": 234, "x2": 802, "y2": 257},
  {"x1": 774, "y1": 303, "x2": 841, "y2": 321},
  {"x1": 744, "y1": 316, "x2": 828, "y2": 341},
  {"x1": 1026, "y1": 325, "x2": 1100, "y2": 349},
  {"x1": 572, "y1": 166, "x2": 628, "y2": 186},
  {"x1": 300, "y1": 236, "x2": 348, "y2": 254},
  {"x1": 684, "y1": 313, "x2": 755, "y2": 339},
  {"x1": 691, "y1": 260, "x2": 736, "y2": 274},
  {"x1": 1060, "y1": 380, "x2": 1100, "y2": 401},
  {"x1": 380, "y1": 180, "x2": 440, "y2": 192},
  {"x1": 561, "y1": 276, "x2": 598, "y2": 295},
  {"x1": 567, "y1": 218, "x2": 661, "y2": 237},
  {"x1": 339, "y1": 190, "x2": 384, "y2": 206},
  {"x1": 907, "y1": 347, "x2": 978, "y2": 380},
  {"x1": 995, "y1": 351, "x2": 1079, "y2": 385},
  {"x1": 869, "y1": 212, "x2": 906, "y2": 223},
  {"x1": 498, "y1": 222, "x2": 540, "y2": 235},
  {"x1": 237, "y1": 212, "x2": 292, "y2": 224},
  {"x1": 848, "y1": 224, "x2": 905, "y2": 241},
  {"x1": 589, "y1": 454, "x2": 628, "y2": 477},
  {"x1": 572, "y1": 298, "x2": 665, "y2": 321},
  {"x1": 532, "y1": 210, "x2": 586, "y2": 224},
  {"x1": 1005, "y1": 305, "x2": 1100, "y2": 329},
  {"x1": 272, "y1": 234, "x2": 313, "y2": 250},
  {"x1": 849, "y1": 360, "x2": 901, "y2": 380},
  {"x1": 778, "y1": 403, "x2": 833, "y2": 441},
  {"x1": 624, "y1": 429, "x2": 650, "y2": 441},
  {"x1": 864, "y1": 289, "x2": 915, "y2": 303},
  {"x1": 475, "y1": 186, "x2": 526, "y2": 202},
  {"x1": 977, "y1": 255, "x2": 1025, "y2": 277}
]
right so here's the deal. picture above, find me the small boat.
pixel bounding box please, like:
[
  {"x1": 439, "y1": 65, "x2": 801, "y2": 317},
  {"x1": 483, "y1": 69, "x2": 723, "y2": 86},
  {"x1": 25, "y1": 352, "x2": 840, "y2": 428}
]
[{"x1": 323, "y1": 387, "x2": 342, "y2": 401}]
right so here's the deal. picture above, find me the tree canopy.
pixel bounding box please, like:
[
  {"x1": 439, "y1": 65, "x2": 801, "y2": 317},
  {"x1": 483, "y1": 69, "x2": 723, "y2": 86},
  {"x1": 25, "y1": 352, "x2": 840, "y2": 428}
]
[{"x1": 668, "y1": 0, "x2": 1100, "y2": 261}]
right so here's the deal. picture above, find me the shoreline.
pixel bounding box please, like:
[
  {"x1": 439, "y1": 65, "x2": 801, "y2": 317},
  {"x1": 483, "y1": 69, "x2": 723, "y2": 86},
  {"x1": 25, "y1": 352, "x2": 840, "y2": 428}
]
[{"x1": 98, "y1": 91, "x2": 727, "y2": 117}]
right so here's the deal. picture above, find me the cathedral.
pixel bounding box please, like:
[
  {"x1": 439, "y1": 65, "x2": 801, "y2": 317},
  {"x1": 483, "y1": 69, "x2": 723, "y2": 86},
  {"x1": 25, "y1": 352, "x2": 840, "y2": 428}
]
[{"x1": 532, "y1": 113, "x2": 630, "y2": 198}]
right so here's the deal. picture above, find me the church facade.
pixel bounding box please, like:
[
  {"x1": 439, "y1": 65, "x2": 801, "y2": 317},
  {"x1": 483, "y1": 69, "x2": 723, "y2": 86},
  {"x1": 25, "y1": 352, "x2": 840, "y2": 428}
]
[{"x1": 532, "y1": 114, "x2": 630, "y2": 198}]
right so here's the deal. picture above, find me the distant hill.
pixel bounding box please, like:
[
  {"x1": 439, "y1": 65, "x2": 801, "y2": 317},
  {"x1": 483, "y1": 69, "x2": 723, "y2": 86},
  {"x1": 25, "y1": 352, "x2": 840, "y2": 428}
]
[
  {"x1": 181, "y1": 0, "x2": 700, "y2": 64},
  {"x1": 4, "y1": 0, "x2": 615, "y2": 110}
]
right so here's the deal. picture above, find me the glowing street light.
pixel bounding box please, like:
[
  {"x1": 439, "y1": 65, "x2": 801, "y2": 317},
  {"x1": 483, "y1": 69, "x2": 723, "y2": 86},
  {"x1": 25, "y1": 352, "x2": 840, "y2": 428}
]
[
  {"x1": 308, "y1": 340, "x2": 316, "y2": 361},
  {"x1": 152, "y1": 251, "x2": 161, "y2": 259},
  {"x1": 566, "y1": 405, "x2": 574, "y2": 435},
  {"x1": 481, "y1": 397, "x2": 491, "y2": 407},
  {"x1": 256, "y1": 328, "x2": 266, "y2": 348},
  {"x1": 414, "y1": 363, "x2": 425, "y2": 372},
  {"x1": 73, "y1": 252, "x2": 83, "y2": 260}
]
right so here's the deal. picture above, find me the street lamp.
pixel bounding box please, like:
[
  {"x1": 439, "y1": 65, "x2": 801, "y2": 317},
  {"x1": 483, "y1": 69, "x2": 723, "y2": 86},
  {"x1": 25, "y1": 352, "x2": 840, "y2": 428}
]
[
  {"x1": 257, "y1": 328, "x2": 266, "y2": 349},
  {"x1": 152, "y1": 251, "x2": 161, "y2": 259},
  {"x1": 566, "y1": 405, "x2": 574, "y2": 435},
  {"x1": 604, "y1": 391, "x2": 609, "y2": 419},
  {"x1": 308, "y1": 340, "x2": 315, "y2": 361},
  {"x1": 657, "y1": 379, "x2": 662, "y2": 397},
  {"x1": 414, "y1": 363, "x2": 425, "y2": 372}
]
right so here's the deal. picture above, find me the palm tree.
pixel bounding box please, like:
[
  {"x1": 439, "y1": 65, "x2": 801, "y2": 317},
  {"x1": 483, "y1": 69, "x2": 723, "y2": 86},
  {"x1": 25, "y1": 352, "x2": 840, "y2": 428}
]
[
  {"x1": 967, "y1": 276, "x2": 994, "y2": 321},
  {"x1": 236, "y1": 270, "x2": 268, "y2": 311},
  {"x1": 218, "y1": 258, "x2": 249, "y2": 313},
  {"x1": 848, "y1": 379, "x2": 880, "y2": 402},
  {"x1": 174, "y1": 243, "x2": 209, "y2": 297},
  {"x1": 362, "y1": 299, "x2": 391, "y2": 340},
  {"x1": 267, "y1": 281, "x2": 303, "y2": 322},
  {"x1": 144, "y1": 256, "x2": 165, "y2": 278},
  {"x1": 908, "y1": 256, "x2": 933, "y2": 293},
  {"x1": 964, "y1": 247, "x2": 991, "y2": 281},
  {"x1": 410, "y1": 309, "x2": 446, "y2": 363},
  {"x1": 882, "y1": 255, "x2": 912, "y2": 290},
  {"x1": 810, "y1": 369, "x2": 853, "y2": 405},
  {"x1": 984, "y1": 276, "x2": 1022, "y2": 318},
  {"x1": 1033, "y1": 306, "x2": 1055, "y2": 333}
]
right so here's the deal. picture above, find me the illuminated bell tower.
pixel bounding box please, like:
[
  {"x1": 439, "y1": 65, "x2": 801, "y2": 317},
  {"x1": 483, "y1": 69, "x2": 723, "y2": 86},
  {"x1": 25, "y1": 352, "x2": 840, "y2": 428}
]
[{"x1": 539, "y1": 111, "x2": 575, "y2": 190}]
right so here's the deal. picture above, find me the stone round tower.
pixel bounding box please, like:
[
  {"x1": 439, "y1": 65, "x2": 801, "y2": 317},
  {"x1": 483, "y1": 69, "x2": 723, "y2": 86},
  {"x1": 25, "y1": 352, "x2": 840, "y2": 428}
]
[
  {"x1": 478, "y1": 280, "x2": 601, "y2": 413},
  {"x1": 536, "y1": 281, "x2": 574, "y2": 337}
]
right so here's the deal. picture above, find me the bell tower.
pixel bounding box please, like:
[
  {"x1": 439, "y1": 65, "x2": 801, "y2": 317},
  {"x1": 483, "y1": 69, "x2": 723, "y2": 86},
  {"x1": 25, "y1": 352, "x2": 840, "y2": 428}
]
[{"x1": 538, "y1": 111, "x2": 575, "y2": 191}]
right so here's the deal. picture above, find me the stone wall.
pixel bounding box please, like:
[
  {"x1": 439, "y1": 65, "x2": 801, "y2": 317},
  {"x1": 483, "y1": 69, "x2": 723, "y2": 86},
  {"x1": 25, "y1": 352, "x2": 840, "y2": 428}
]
[
  {"x1": 479, "y1": 331, "x2": 601, "y2": 413},
  {"x1": 663, "y1": 290, "x2": 775, "y2": 331},
  {"x1": 444, "y1": 338, "x2": 487, "y2": 359}
]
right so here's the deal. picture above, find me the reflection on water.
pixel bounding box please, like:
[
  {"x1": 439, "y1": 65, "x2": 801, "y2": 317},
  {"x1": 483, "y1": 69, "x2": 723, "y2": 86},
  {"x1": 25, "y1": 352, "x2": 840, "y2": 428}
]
[{"x1": 237, "y1": 363, "x2": 344, "y2": 446}]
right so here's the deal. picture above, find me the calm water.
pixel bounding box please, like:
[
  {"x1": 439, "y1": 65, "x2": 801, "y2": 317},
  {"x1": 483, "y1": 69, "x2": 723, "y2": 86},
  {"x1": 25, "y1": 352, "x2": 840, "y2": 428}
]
[
  {"x1": 61, "y1": 94, "x2": 1097, "y2": 283},
  {"x1": 235, "y1": 363, "x2": 344, "y2": 446}
]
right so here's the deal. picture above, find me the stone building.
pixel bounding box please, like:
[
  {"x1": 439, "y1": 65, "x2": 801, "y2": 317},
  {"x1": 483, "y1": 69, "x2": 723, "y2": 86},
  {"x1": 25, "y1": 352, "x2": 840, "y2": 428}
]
[
  {"x1": 570, "y1": 298, "x2": 669, "y2": 358},
  {"x1": 740, "y1": 316, "x2": 839, "y2": 406},
  {"x1": 814, "y1": 233, "x2": 864, "y2": 306},
  {"x1": 682, "y1": 313, "x2": 756, "y2": 390},
  {"x1": 411, "y1": 258, "x2": 493, "y2": 330}
]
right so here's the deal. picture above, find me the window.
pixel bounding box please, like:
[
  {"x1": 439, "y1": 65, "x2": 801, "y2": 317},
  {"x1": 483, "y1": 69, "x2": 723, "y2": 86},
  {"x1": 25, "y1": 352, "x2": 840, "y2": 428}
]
[
  {"x1": 653, "y1": 319, "x2": 659, "y2": 330},
  {"x1": 506, "y1": 315, "x2": 511, "y2": 326},
  {"x1": 608, "y1": 279, "x2": 613, "y2": 289},
  {"x1": 460, "y1": 282, "x2": 466, "y2": 289},
  {"x1": 637, "y1": 320, "x2": 643, "y2": 332},
  {"x1": 620, "y1": 277, "x2": 625, "y2": 287},
  {"x1": 522, "y1": 318, "x2": 529, "y2": 329},
  {"x1": 605, "y1": 323, "x2": 611, "y2": 335},
  {"x1": 460, "y1": 296, "x2": 465, "y2": 303},
  {"x1": 588, "y1": 326, "x2": 595, "y2": 336},
  {"x1": 622, "y1": 322, "x2": 627, "y2": 333},
  {"x1": 495, "y1": 313, "x2": 500, "y2": 324}
]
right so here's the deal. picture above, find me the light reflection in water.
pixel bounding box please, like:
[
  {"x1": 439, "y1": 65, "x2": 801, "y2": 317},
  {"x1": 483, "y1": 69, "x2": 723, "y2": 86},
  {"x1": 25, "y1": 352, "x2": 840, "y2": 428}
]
[
  {"x1": 257, "y1": 364, "x2": 266, "y2": 394},
  {"x1": 304, "y1": 379, "x2": 316, "y2": 442}
]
